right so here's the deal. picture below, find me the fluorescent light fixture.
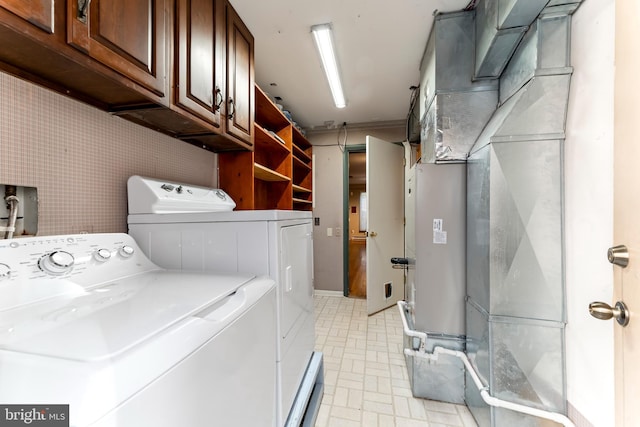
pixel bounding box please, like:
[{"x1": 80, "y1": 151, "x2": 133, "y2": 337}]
[{"x1": 311, "y1": 23, "x2": 347, "y2": 109}]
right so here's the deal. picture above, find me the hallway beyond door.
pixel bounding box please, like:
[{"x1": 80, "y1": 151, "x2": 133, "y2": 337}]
[{"x1": 349, "y1": 239, "x2": 367, "y2": 298}]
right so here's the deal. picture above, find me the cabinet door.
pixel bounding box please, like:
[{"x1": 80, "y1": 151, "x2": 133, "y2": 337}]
[
  {"x1": 225, "y1": 2, "x2": 254, "y2": 146},
  {"x1": 175, "y1": 0, "x2": 224, "y2": 127},
  {"x1": 66, "y1": 0, "x2": 167, "y2": 97},
  {"x1": 0, "y1": 0, "x2": 54, "y2": 33}
]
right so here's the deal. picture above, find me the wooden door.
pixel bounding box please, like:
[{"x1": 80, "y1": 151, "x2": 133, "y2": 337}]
[
  {"x1": 66, "y1": 0, "x2": 167, "y2": 97},
  {"x1": 0, "y1": 0, "x2": 54, "y2": 33},
  {"x1": 225, "y1": 2, "x2": 254, "y2": 146},
  {"x1": 175, "y1": 0, "x2": 224, "y2": 127},
  {"x1": 365, "y1": 136, "x2": 405, "y2": 315},
  {"x1": 613, "y1": 0, "x2": 640, "y2": 424}
]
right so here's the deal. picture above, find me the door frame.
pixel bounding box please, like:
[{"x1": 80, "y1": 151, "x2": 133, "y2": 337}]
[
  {"x1": 342, "y1": 144, "x2": 366, "y2": 296},
  {"x1": 613, "y1": 0, "x2": 640, "y2": 424}
]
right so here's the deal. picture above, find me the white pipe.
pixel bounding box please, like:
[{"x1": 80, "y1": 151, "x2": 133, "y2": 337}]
[
  {"x1": 4, "y1": 195, "x2": 19, "y2": 239},
  {"x1": 396, "y1": 300, "x2": 428, "y2": 350},
  {"x1": 397, "y1": 301, "x2": 575, "y2": 427}
]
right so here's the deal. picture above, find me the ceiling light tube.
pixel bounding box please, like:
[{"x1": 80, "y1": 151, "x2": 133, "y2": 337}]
[{"x1": 311, "y1": 23, "x2": 347, "y2": 109}]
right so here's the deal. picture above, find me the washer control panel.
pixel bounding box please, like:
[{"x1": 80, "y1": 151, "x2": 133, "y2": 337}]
[
  {"x1": 0, "y1": 233, "x2": 158, "y2": 311},
  {"x1": 0, "y1": 233, "x2": 156, "y2": 286}
]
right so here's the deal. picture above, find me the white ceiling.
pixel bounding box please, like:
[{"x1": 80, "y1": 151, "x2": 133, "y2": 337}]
[{"x1": 230, "y1": 0, "x2": 471, "y2": 131}]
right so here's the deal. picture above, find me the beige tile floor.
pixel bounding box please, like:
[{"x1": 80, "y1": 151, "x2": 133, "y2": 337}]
[{"x1": 313, "y1": 294, "x2": 478, "y2": 427}]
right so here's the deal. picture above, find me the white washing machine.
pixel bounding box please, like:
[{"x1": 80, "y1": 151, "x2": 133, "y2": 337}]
[
  {"x1": 127, "y1": 176, "x2": 323, "y2": 427},
  {"x1": 0, "y1": 233, "x2": 277, "y2": 427}
]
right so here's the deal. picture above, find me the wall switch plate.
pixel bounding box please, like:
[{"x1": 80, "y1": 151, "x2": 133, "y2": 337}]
[{"x1": 327, "y1": 227, "x2": 333, "y2": 237}]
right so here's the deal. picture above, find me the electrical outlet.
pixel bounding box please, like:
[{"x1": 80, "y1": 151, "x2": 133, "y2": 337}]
[
  {"x1": 335, "y1": 227, "x2": 341, "y2": 237},
  {"x1": 384, "y1": 282, "x2": 392, "y2": 299}
]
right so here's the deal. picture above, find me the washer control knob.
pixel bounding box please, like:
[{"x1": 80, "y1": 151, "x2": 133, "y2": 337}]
[
  {"x1": 0, "y1": 263, "x2": 11, "y2": 279},
  {"x1": 119, "y1": 245, "x2": 135, "y2": 258},
  {"x1": 39, "y1": 251, "x2": 75, "y2": 275},
  {"x1": 94, "y1": 248, "x2": 112, "y2": 262}
]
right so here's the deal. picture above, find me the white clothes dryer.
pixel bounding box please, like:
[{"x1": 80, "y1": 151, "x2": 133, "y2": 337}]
[{"x1": 127, "y1": 176, "x2": 323, "y2": 427}]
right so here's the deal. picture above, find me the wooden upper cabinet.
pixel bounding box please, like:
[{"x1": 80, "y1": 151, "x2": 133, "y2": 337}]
[
  {"x1": 0, "y1": 0, "x2": 256, "y2": 152},
  {"x1": 66, "y1": 0, "x2": 167, "y2": 97},
  {"x1": 175, "y1": 0, "x2": 224, "y2": 128},
  {"x1": 225, "y1": 2, "x2": 254, "y2": 146},
  {"x1": 0, "y1": 0, "x2": 54, "y2": 33}
]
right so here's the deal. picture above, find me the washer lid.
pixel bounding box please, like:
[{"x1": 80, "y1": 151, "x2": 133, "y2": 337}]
[{"x1": 0, "y1": 271, "x2": 255, "y2": 361}]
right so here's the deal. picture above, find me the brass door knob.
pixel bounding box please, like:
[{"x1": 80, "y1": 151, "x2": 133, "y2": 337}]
[
  {"x1": 366, "y1": 231, "x2": 377, "y2": 237},
  {"x1": 589, "y1": 301, "x2": 630, "y2": 326}
]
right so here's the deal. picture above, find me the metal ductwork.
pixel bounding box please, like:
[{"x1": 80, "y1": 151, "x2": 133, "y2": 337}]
[
  {"x1": 466, "y1": 4, "x2": 582, "y2": 426},
  {"x1": 405, "y1": 2, "x2": 584, "y2": 424},
  {"x1": 474, "y1": 0, "x2": 549, "y2": 79},
  {"x1": 418, "y1": 11, "x2": 498, "y2": 164},
  {"x1": 472, "y1": 10, "x2": 574, "y2": 153},
  {"x1": 474, "y1": 0, "x2": 585, "y2": 80}
]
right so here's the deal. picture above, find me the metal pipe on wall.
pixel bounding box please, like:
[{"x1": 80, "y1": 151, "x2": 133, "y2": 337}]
[{"x1": 4, "y1": 195, "x2": 19, "y2": 239}]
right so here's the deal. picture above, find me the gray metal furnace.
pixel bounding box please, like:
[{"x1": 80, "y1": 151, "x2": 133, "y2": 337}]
[{"x1": 403, "y1": 162, "x2": 467, "y2": 403}]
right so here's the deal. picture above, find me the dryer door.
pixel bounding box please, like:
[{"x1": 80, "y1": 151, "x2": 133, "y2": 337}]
[{"x1": 279, "y1": 222, "x2": 313, "y2": 341}]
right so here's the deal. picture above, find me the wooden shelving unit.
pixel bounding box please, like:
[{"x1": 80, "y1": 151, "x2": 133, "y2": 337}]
[
  {"x1": 254, "y1": 163, "x2": 289, "y2": 181},
  {"x1": 292, "y1": 126, "x2": 313, "y2": 209},
  {"x1": 219, "y1": 85, "x2": 312, "y2": 210}
]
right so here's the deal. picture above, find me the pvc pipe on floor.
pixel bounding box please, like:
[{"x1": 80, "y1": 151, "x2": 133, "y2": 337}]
[{"x1": 397, "y1": 301, "x2": 575, "y2": 427}]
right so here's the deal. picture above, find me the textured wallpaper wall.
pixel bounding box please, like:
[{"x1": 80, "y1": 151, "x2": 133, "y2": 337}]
[{"x1": 0, "y1": 71, "x2": 218, "y2": 236}]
